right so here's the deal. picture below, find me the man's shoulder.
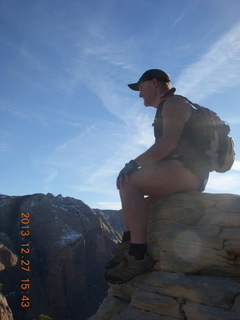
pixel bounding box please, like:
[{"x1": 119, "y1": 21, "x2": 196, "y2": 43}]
[
  {"x1": 163, "y1": 95, "x2": 190, "y2": 110},
  {"x1": 165, "y1": 94, "x2": 188, "y2": 104},
  {"x1": 162, "y1": 95, "x2": 192, "y2": 120}
]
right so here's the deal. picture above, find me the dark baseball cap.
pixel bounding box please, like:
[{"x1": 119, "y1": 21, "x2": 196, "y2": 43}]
[{"x1": 128, "y1": 69, "x2": 171, "y2": 91}]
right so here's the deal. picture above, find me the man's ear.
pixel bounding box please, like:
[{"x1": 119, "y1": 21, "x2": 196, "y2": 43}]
[{"x1": 151, "y1": 78, "x2": 159, "y2": 88}]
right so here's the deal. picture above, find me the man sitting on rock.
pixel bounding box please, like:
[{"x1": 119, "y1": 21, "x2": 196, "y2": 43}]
[{"x1": 104, "y1": 69, "x2": 210, "y2": 284}]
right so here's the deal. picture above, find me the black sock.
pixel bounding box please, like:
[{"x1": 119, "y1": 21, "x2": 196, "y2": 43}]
[
  {"x1": 129, "y1": 243, "x2": 147, "y2": 260},
  {"x1": 121, "y1": 231, "x2": 131, "y2": 242}
]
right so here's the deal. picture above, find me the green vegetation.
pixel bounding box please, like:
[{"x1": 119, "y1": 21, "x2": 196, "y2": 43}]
[{"x1": 33, "y1": 315, "x2": 52, "y2": 320}]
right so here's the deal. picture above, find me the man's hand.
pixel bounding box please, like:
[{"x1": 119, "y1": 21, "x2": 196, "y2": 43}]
[
  {"x1": 116, "y1": 160, "x2": 138, "y2": 189},
  {"x1": 118, "y1": 160, "x2": 138, "y2": 178}
]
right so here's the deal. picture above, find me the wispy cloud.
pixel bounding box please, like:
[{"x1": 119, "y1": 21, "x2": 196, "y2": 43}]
[
  {"x1": 206, "y1": 171, "x2": 240, "y2": 193},
  {"x1": 42, "y1": 17, "x2": 240, "y2": 205},
  {"x1": 0, "y1": 142, "x2": 11, "y2": 153},
  {"x1": 174, "y1": 21, "x2": 240, "y2": 196},
  {"x1": 43, "y1": 167, "x2": 58, "y2": 192},
  {"x1": 170, "y1": 0, "x2": 202, "y2": 29},
  {"x1": 56, "y1": 125, "x2": 96, "y2": 153},
  {"x1": 17, "y1": 46, "x2": 48, "y2": 72},
  {"x1": 232, "y1": 160, "x2": 240, "y2": 171},
  {"x1": 176, "y1": 22, "x2": 240, "y2": 101},
  {"x1": 0, "y1": 128, "x2": 13, "y2": 154},
  {"x1": 206, "y1": 158, "x2": 240, "y2": 193},
  {"x1": 96, "y1": 202, "x2": 121, "y2": 210},
  {"x1": 0, "y1": 99, "x2": 50, "y2": 126},
  {"x1": 51, "y1": 28, "x2": 155, "y2": 196}
]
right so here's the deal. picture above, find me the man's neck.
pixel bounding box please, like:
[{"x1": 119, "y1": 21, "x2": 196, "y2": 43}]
[{"x1": 151, "y1": 86, "x2": 175, "y2": 108}]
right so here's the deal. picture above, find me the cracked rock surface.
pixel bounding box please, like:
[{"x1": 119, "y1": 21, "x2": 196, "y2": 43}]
[
  {"x1": 88, "y1": 191, "x2": 240, "y2": 320},
  {"x1": 0, "y1": 241, "x2": 17, "y2": 320}
]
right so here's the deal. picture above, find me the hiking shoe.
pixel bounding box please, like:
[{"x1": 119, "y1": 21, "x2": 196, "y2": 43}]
[
  {"x1": 105, "y1": 241, "x2": 130, "y2": 270},
  {"x1": 104, "y1": 251, "x2": 154, "y2": 284}
]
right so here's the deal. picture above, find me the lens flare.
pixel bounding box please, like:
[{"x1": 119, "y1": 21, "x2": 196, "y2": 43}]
[{"x1": 173, "y1": 231, "x2": 202, "y2": 261}]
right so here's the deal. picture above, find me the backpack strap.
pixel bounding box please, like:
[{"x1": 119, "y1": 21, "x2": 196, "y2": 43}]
[{"x1": 160, "y1": 87, "x2": 176, "y2": 100}]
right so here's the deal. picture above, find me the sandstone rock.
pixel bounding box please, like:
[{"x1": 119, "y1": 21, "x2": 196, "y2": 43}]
[
  {"x1": 88, "y1": 191, "x2": 240, "y2": 320},
  {"x1": 0, "y1": 243, "x2": 18, "y2": 271},
  {"x1": 0, "y1": 240, "x2": 17, "y2": 320},
  {"x1": 0, "y1": 293, "x2": 14, "y2": 320}
]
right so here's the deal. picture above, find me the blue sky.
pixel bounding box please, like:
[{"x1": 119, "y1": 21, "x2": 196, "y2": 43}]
[{"x1": 1, "y1": 0, "x2": 240, "y2": 209}]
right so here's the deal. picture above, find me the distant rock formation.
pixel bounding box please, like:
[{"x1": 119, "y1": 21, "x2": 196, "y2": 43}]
[
  {"x1": 88, "y1": 191, "x2": 240, "y2": 320},
  {"x1": 0, "y1": 241, "x2": 17, "y2": 320},
  {"x1": 0, "y1": 193, "x2": 122, "y2": 320}
]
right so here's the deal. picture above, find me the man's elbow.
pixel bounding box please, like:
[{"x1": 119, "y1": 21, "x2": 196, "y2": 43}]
[
  {"x1": 154, "y1": 139, "x2": 178, "y2": 158},
  {"x1": 158, "y1": 139, "x2": 178, "y2": 153}
]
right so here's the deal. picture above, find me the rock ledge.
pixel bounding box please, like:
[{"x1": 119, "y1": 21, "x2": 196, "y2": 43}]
[{"x1": 88, "y1": 191, "x2": 240, "y2": 320}]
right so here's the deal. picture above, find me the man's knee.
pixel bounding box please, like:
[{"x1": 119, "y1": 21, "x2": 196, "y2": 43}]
[
  {"x1": 119, "y1": 181, "x2": 133, "y2": 196},
  {"x1": 119, "y1": 179, "x2": 143, "y2": 199}
]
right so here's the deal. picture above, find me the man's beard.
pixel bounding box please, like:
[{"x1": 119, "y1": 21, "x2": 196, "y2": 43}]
[{"x1": 144, "y1": 98, "x2": 152, "y2": 107}]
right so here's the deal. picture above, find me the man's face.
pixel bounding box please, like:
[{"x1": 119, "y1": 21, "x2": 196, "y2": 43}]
[{"x1": 139, "y1": 80, "x2": 155, "y2": 107}]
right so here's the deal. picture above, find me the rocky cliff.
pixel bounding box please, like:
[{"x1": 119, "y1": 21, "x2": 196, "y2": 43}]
[
  {"x1": 88, "y1": 191, "x2": 240, "y2": 320},
  {"x1": 0, "y1": 242, "x2": 17, "y2": 320},
  {"x1": 0, "y1": 193, "x2": 122, "y2": 320}
]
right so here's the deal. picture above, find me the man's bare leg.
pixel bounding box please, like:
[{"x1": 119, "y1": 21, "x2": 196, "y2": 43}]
[
  {"x1": 104, "y1": 160, "x2": 201, "y2": 283},
  {"x1": 120, "y1": 160, "x2": 201, "y2": 245},
  {"x1": 120, "y1": 186, "x2": 149, "y2": 244}
]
